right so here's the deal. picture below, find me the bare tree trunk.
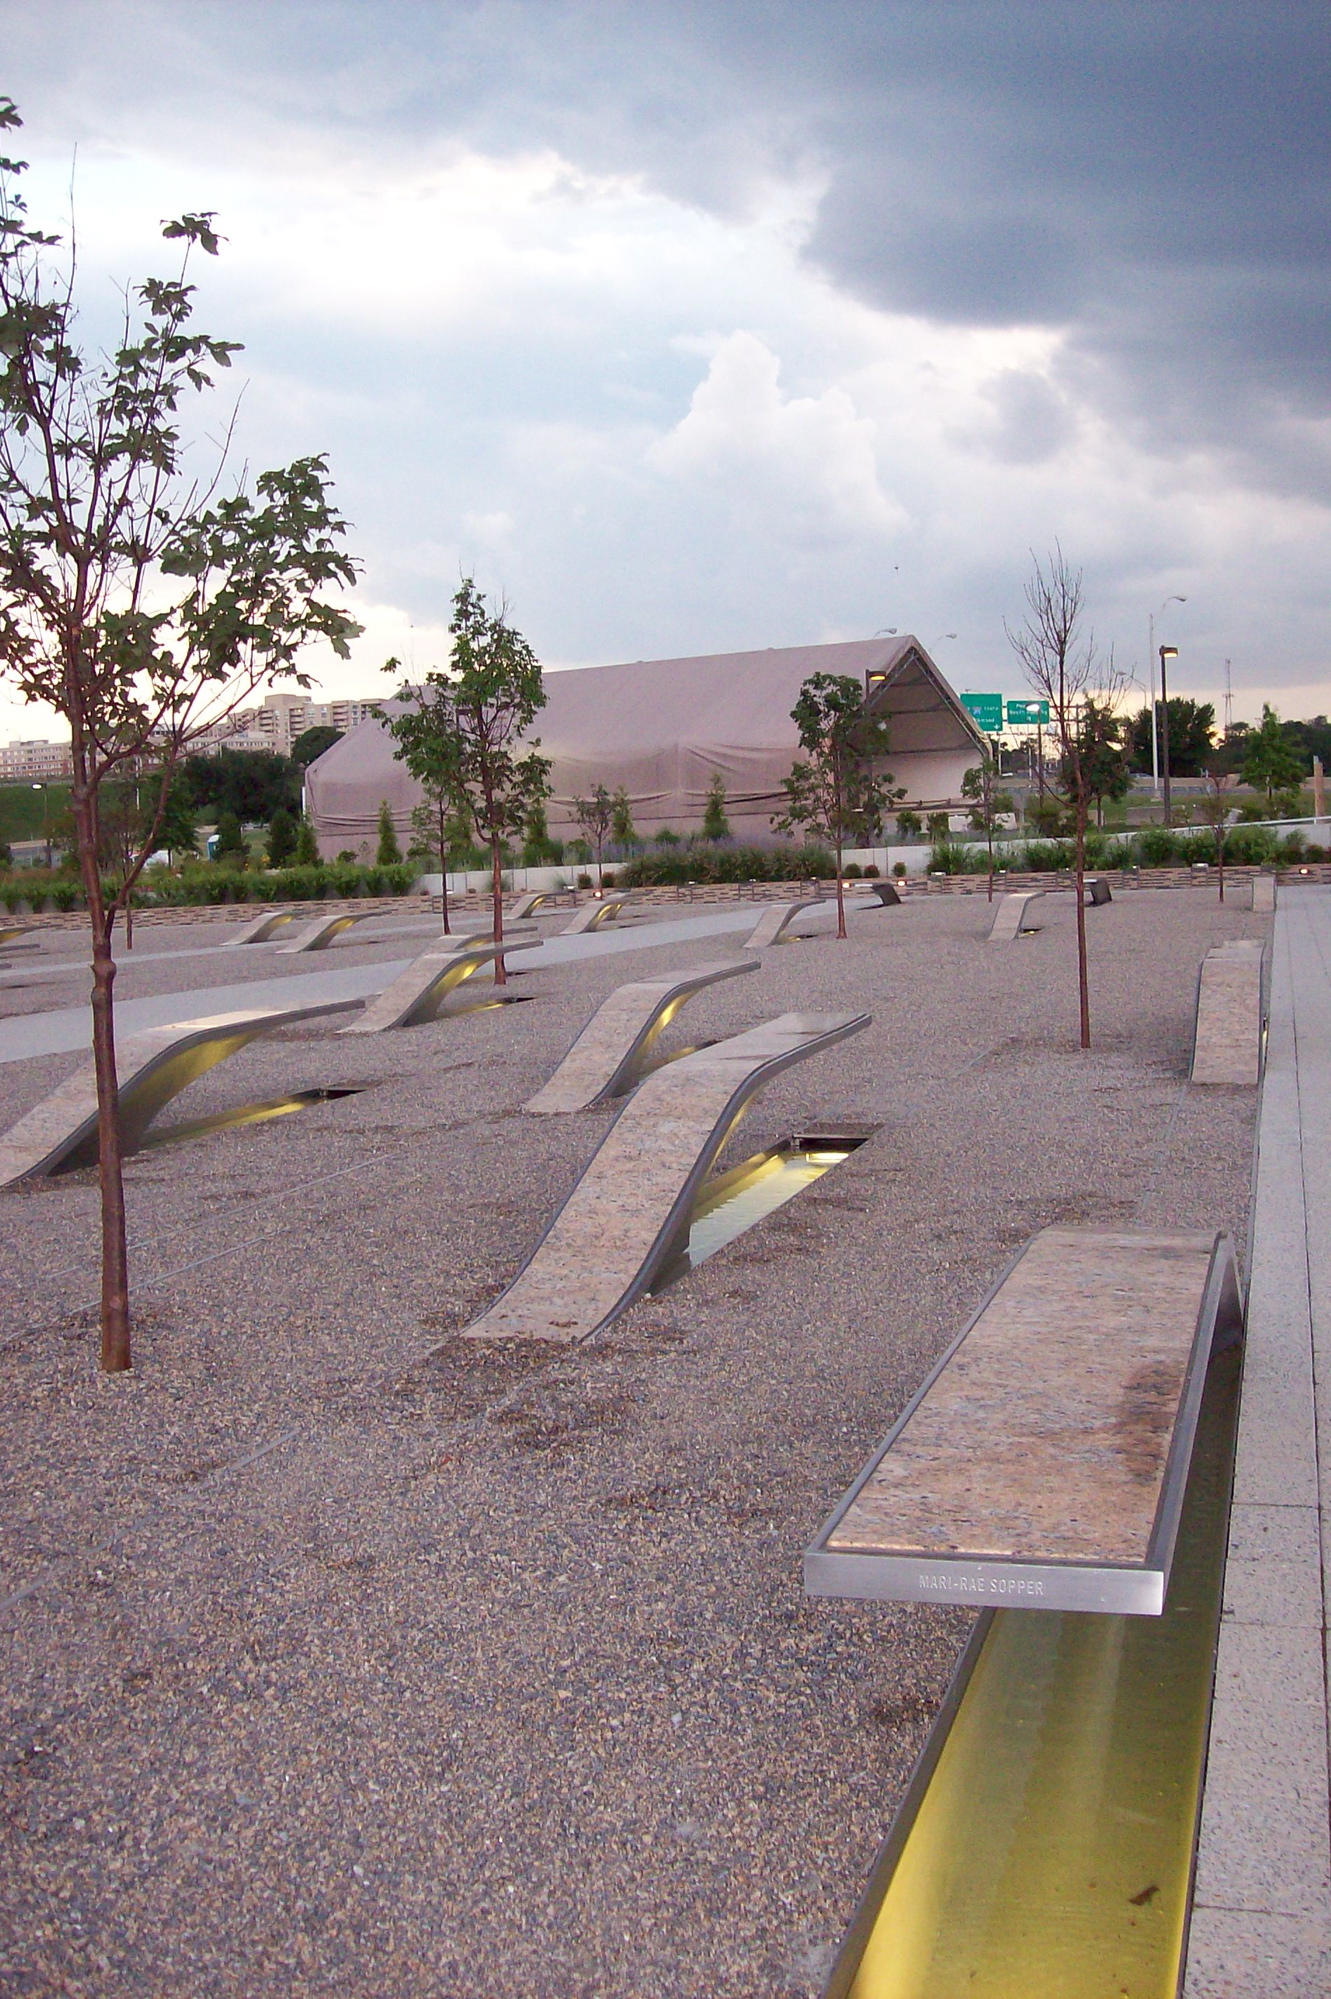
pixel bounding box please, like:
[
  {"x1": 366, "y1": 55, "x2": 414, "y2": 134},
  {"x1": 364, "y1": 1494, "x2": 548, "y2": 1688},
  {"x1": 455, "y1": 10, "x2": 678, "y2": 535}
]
[
  {"x1": 1074, "y1": 789, "x2": 1091, "y2": 1050},
  {"x1": 73, "y1": 788, "x2": 132, "y2": 1371},
  {"x1": 835, "y1": 833, "x2": 847, "y2": 938},
  {"x1": 1217, "y1": 830, "x2": 1225, "y2": 904},
  {"x1": 490, "y1": 834, "x2": 506, "y2": 986},
  {"x1": 436, "y1": 795, "x2": 451, "y2": 935}
]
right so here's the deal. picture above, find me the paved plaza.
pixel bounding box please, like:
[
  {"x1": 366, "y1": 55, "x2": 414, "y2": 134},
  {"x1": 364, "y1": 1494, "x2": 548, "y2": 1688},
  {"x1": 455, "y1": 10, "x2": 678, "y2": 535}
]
[{"x1": 0, "y1": 888, "x2": 1300, "y2": 1995}]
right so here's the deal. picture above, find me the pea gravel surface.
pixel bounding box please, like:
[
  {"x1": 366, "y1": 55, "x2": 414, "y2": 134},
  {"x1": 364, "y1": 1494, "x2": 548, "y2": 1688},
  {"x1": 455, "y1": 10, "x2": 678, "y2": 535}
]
[{"x1": 1, "y1": 890, "x2": 1263, "y2": 1996}]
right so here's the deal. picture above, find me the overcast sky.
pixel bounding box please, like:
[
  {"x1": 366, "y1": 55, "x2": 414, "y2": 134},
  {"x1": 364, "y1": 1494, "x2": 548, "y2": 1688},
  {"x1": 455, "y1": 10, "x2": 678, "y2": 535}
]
[{"x1": 3, "y1": 1, "x2": 1329, "y2": 744}]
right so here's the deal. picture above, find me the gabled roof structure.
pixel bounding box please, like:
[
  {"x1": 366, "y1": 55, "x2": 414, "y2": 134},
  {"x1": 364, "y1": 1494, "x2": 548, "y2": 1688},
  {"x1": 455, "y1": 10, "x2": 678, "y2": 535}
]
[{"x1": 305, "y1": 635, "x2": 987, "y2": 855}]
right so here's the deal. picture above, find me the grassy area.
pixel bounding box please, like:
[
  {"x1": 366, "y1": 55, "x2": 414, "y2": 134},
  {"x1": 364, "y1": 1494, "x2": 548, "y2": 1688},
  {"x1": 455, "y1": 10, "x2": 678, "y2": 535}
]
[{"x1": 0, "y1": 780, "x2": 71, "y2": 843}]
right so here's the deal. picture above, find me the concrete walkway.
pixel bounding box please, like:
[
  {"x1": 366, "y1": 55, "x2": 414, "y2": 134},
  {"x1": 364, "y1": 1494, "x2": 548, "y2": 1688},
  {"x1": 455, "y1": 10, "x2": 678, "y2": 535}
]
[
  {"x1": 0, "y1": 907, "x2": 768, "y2": 1064},
  {"x1": 1187, "y1": 887, "x2": 1331, "y2": 1994}
]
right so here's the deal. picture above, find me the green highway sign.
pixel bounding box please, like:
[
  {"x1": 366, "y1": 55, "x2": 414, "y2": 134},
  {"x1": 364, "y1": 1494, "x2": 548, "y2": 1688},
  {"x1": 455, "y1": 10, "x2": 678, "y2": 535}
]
[
  {"x1": 1006, "y1": 699, "x2": 1050, "y2": 726},
  {"x1": 961, "y1": 692, "x2": 1004, "y2": 734}
]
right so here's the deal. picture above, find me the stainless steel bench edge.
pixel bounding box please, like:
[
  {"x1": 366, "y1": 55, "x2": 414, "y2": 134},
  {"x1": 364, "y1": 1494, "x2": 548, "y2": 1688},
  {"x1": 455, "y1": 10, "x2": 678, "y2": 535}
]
[
  {"x1": 802, "y1": 1228, "x2": 1244, "y2": 1617},
  {"x1": 460, "y1": 1011, "x2": 871, "y2": 1348},
  {"x1": 589, "y1": 957, "x2": 761, "y2": 1105},
  {"x1": 19, "y1": 999, "x2": 362, "y2": 1178}
]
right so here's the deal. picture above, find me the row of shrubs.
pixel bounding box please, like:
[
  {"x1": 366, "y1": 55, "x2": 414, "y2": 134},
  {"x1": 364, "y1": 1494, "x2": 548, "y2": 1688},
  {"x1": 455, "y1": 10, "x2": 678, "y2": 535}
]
[
  {"x1": 924, "y1": 824, "x2": 1323, "y2": 875},
  {"x1": 618, "y1": 843, "x2": 835, "y2": 886},
  {"x1": 1, "y1": 861, "x2": 422, "y2": 913}
]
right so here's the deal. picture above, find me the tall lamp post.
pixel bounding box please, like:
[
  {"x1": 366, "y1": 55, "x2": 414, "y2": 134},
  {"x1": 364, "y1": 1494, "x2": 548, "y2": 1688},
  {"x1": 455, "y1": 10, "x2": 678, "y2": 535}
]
[
  {"x1": 1159, "y1": 646, "x2": 1178, "y2": 826},
  {"x1": 1148, "y1": 595, "x2": 1187, "y2": 801},
  {"x1": 31, "y1": 781, "x2": 50, "y2": 868}
]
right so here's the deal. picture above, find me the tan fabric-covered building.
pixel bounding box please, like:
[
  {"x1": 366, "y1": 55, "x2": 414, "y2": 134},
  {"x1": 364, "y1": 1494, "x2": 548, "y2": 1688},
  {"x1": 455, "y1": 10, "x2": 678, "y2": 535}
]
[{"x1": 304, "y1": 635, "x2": 986, "y2": 858}]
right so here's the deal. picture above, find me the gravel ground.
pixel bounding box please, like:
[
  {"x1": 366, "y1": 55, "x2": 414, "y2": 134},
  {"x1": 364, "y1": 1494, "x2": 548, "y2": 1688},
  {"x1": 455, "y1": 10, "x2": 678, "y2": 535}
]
[{"x1": 0, "y1": 891, "x2": 1263, "y2": 1997}]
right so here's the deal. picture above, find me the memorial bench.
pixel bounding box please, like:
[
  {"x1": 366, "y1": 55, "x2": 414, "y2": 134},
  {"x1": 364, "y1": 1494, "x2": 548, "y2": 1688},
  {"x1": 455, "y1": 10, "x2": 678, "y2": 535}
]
[
  {"x1": 804, "y1": 1225, "x2": 1243, "y2": 1617},
  {"x1": 561, "y1": 895, "x2": 629, "y2": 936},
  {"x1": 278, "y1": 908, "x2": 384, "y2": 953},
  {"x1": 459, "y1": 1009, "x2": 869, "y2": 1343},
  {"x1": 1251, "y1": 873, "x2": 1276, "y2": 913},
  {"x1": 223, "y1": 908, "x2": 302, "y2": 945},
  {"x1": 507, "y1": 890, "x2": 566, "y2": 920},
  {"x1": 1190, "y1": 940, "x2": 1264, "y2": 1085},
  {"x1": 852, "y1": 880, "x2": 903, "y2": 908},
  {"x1": 339, "y1": 936, "x2": 542, "y2": 1034},
  {"x1": 523, "y1": 958, "x2": 759, "y2": 1113},
  {"x1": 0, "y1": 998, "x2": 361, "y2": 1187},
  {"x1": 745, "y1": 897, "x2": 825, "y2": 948}
]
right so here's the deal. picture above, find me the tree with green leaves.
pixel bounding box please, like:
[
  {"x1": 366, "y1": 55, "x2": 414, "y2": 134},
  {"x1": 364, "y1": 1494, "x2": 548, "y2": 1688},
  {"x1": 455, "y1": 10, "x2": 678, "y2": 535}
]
[
  {"x1": 385, "y1": 582, "x2": 548, "y2": 976},
  {"x1": 1196, "y1": 768, "x2": 1238, "y2": 902},
  {"x1": 574, "y1": 783, "x2": 614, "y2": 889},
  {"x1": 267, "y1": 805, "x2": 297, "y2": 868},
  {"x1": 376, "y1": 800, "x2": 402, "y2": 865},
  {"x1": 378, "y1": 657, "x2": 467, "y2": 932},
  {"x1": 0, "y1": 99, "x2": 360, "y2": 1369},
  {"x1": 1075, "y1": 697, "x2": 1131, "y2": 826},
  {"x1": 290, "y1": 724, "x2": 342, "y2": 769},
  {"x1": 610, "y1": 784, "x2": 637, "y2": 851},
  {"x1": 961, "y1": 752, "x2": 1016, "y2": 898},
  {"x1": 1127, "y1": 698, "x2": 1216, "y2": 776},
  {"x1": 1241, "y1": 703, "x2": 1305, "y2": 813},
  {"x1": 772, "y1": 672, "x2": 901, "y2": 938},
  {"x1": 213, "y1": 809, "x2": 247, "y2": 866},
  {"x1": 894, "y1": 807, "x2": 923, "y2": 843},
  {"x1": 181, "y1": 746, "x2": 300, "y2": 822},
  {"x1": 294, "y1": 816, "x2": 320, "y2": 865},
  {"x1": 701, "y1": 771, "x2": 730, "y2": 841}
]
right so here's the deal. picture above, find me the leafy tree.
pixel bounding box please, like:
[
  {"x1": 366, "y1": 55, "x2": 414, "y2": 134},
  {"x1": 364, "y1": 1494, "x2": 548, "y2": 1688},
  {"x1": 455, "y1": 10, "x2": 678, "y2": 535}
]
[
  {"x1": 1072, "y1": 697, "x2": 1131, "y2": 826},
  {"x1": 772, "y1": 672, "x2": 901, "y2": 938},
  {"x1": 1127, "y1": 699, "x2": 1215, "y2": 776},
  {"x1": 213, "y1": 809, "x2": 248, "y2": 866},
  {"x1": 384, "y1": 582, "x2": 548, "y2": 976},
  {"x1": 376, "y1": 799, "x2": 402, "y2": 865},
  {"x1": 926, "y1": 811, "x2": 951, "y2": 843},
  {"x1": 961, "y1": 752, "x2": 1016, "y2": 898},
  {"x1": 701, "y1": 771, "x2": 730, "y2": 841},
  {"x1": 1006, "y1": 545, "x2": 1126, "y2": 1050},
  {"x1": 294, "y1": 816, "x2": 320, "y2": 864},
  {"x1": 522, "y1": 798, "x2": 561, "y2": 866},
  {"x1": 266, "y1": 805, "x2": 297, "y2": 868},
  {"x1": 611, "y1": 783, "x2": 637, "y2": 850},
  {"x1": 654, "y1": 826, "x2": 681, "y2": 847},
  {"x1": 894, "y1": 808, "x2": 923, "y2": 843},
  {"x1": 1242, "y1": 703, "x2": 1305, "y2": 811},
  {"x1": 181, "y1": 747, "x2": 301, "y2": 822},
  {"x1": 377, "y1": 655, "x2": 467, "y2": 930},
  {"x1": 574, "y1": 783, "x2": 614, "y2": 888},
  {"x1": 290, "y1": 724, "x2": 342, "y2": 769},
  {"x1": 153, "y1": 770, "x2": 200, "y2": 863},
  {"x1": 0, "y1": 101, "x2": 360, "y2": 1366}
]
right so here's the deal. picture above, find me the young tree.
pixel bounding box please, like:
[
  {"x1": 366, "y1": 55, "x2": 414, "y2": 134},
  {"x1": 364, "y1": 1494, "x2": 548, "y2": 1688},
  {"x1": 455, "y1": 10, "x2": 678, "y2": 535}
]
[
  {"x1": 574, "y1": 783, "x2": 614, "y2": 889},
  {"x1": 701, "y1": 771, "x2": 730, "y2": 841},
  {"x1": 772, "y1": 672, "x2": 901, "y2": 938},
  {"x1": 386, "y1": 583, "x2": 548, "y2": 976},
  {"x1": 610, "y1": 783, "x2": 637, "y2": 852},
  {"x1": 1076, "y1": 697, "x2": 1131, "y2": 827},
  {"x1": 213, "y1": 809, "x2": 248, "y2": 866},
  {"x1": 378, "y1": 659, "x2": 467, "y2": 933},
  {"x1": 267, "y1": 805, "x2": 297, "y2": 868},
  {"x1": 1241, "y1": 703, "x2": 1305, "y2": 813},
  {"x1": 1197, "y1": 769, "x2": 1238, "y2": 902},
  {"x1": 0, "y1": 102, "x2": 359, "y2": 1369},
  {"x1": 961, "y1": 752, "x2": 1016, "y2": 899},
  {"x1": 1006, "y1": 546, "x2": 1125, "y2": 1049},
  {"x1": 926, "y1": 810, "x2": 951, "y2": 844},
  {"x1": 294, "y1": 816, "x2": 320, "y2": 865},
  {"x1": 894, "y1": 807, "x2": 923, "y2": 843},
  {"x1": 376, "y1": 799, "x2": 402, "y2": 865}
]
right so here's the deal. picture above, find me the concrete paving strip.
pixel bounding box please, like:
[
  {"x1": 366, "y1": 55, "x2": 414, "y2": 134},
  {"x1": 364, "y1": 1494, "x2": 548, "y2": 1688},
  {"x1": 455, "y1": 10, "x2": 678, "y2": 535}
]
[{"x1": 0, "y1": 907, "x2": 769, "y2": 1063}]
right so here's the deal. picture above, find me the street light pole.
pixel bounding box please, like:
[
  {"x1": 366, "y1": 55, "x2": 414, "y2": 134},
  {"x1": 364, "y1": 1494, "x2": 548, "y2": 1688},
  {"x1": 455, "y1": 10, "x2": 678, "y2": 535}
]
[
  {"x1": 1148, "y1": 595, "x2": 1187, "y2": 806},
  {"x1": 1159, "y1": 646, "x2": 1178, "y2": 827}
]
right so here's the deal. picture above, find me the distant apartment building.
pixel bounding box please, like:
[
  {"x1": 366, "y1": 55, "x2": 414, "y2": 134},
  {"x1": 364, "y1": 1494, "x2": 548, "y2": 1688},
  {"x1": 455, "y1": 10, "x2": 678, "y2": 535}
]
[
  {"x1": 193, "y1": 692, "x2": 376, "y2": 757},
  {"x1": 0, "y1": 737, "x2": 74, "y2": 781}
]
